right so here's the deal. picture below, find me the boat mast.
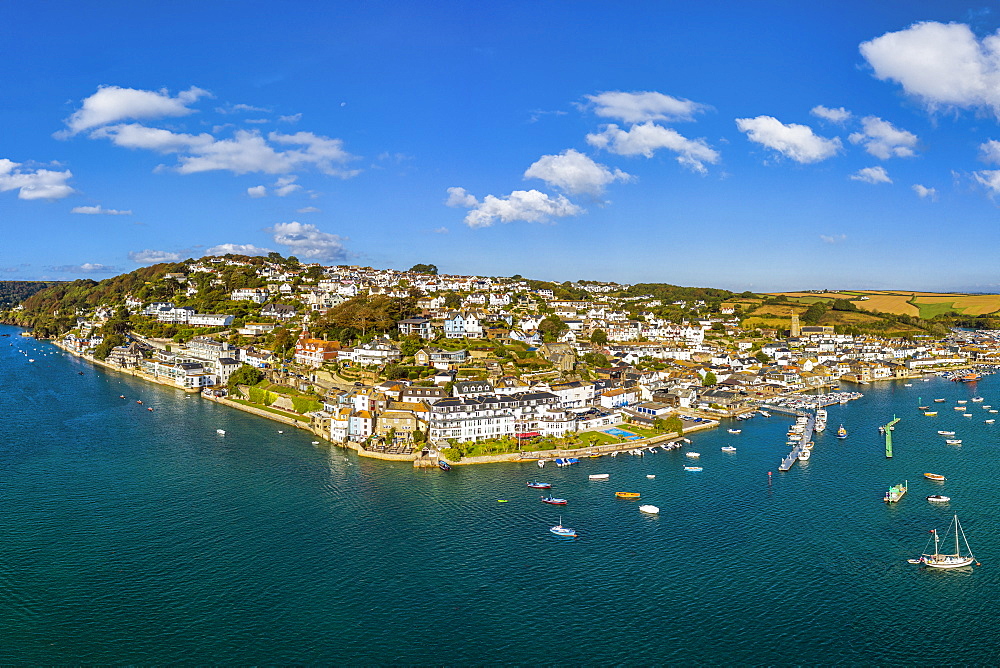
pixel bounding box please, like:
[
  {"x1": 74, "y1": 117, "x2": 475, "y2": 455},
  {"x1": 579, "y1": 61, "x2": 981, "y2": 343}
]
[{"x1": 955, "y1": 515, "x2": 961, "y2": 557}]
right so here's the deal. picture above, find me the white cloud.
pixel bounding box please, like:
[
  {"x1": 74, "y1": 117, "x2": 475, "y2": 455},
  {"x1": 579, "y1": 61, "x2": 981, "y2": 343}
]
[
  {"x1": 269, "y1": 221, "x2": 348, "y2": 260},
  {"x1": 445, "y1": 186, "x2": 479, "y2": 208},
  {"x1": 129, "y1": 249, "x2": 182, "y2": 264},
  {"x1": 523, "y1": 149, "x2": 630, "y2": 196},
  {"x1": 850, "y1": 166, "x2": 892, "y2": 184},
  {"x1": 247, "y1": 185, "x2": 267, "y2": 198},
  {"x1": 279, "y1": 113, "x2": 302, "y2": 123},
  {"x1": 273, "y1": 175, "x2": 302, "y2": 196},
  {"x1": 205, "y1": 243, "x2": 273, "y2": 256},
  {"x1": 51, "y1": 262, "x2": 115, "y2": 273},
  {"x1": 71, "y1": 205, "x2": 132, "y2": 215},
  {"x1": 59, "y1": 85, "x2": 210, "y2": 136},
  {"x1": 432, "y1": 226, "x2": 449, "y2": 234},
  {"x1": 297, "y1": 206, "x2": 321, "y2": 213},
  {"x1": 0, "y1": 158, "x2": 74, "y2": 200},
  {"x1": 861, "y1": 21, "x2": 1000, "y2": 115},
  {"x1": 820, "y1": 234, "x2": 847, "y2": 244},
  {"x1": 586, "y1": 122, "x2": 720, "y2": 172},
  {"x1": 447, "y1": 187, "x2": 584, "y2": 228},
  {"x1": 979, "y1": 140, "x2": 1000, "y2": 163},
  {"x1": 735, "y1": 116, "x2": 842, "y2": 163},
  {"x1": 974, "y1": 169, "x2": 1000, "y2": 194},
  {"x1": 848, "y1": 116, "x2": 918, "y2": 159},
  {"x1": 217, "y1": 103, "x2": 270, "y2": 114},
  {"x1": 91, "y1": 125, "x2": 360, "y2": 177},
  {"x1": 585, "y1": 91, "x2": 706, "y2": 123},
  {"x1": 912, "y1": 184, "x2": 937, "y2": 199},
  {"x1": 811, "y1": 105, "x2": 853, "y2": 123}
]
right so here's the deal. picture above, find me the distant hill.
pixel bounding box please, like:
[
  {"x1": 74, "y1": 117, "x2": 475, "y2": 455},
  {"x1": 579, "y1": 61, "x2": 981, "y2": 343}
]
[{"x1": 0, "y1": 281, "x2": 62, "y2": 309}]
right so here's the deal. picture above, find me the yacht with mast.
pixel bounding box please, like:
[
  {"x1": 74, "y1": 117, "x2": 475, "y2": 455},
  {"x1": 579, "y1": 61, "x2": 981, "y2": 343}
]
[{"x1": 908, "y1": 515, "x2": 977, "y2": 569}]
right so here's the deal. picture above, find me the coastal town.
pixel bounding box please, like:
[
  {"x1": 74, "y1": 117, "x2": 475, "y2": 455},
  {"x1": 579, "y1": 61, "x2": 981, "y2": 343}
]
[{"x1": 8, "y1": 253, "x2": 1000, "y2": 465}]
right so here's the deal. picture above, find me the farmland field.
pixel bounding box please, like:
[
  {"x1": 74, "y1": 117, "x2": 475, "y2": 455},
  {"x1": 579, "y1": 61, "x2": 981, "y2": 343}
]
[{"x1": 767, "y1": 290, "x2": 1000, "y2": 318}]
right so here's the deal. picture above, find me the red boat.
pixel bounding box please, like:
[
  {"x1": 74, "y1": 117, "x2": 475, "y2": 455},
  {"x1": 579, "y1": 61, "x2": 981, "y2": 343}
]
[
  {"x1": 954, "y1": 373, "x2": 981, "y2": 382},
  {"x1": 527, "y1": 481, "x2": 552, "y2": 489},
  {"x1": 540, "y1": 495, "x2": 567, "y2": 505}
]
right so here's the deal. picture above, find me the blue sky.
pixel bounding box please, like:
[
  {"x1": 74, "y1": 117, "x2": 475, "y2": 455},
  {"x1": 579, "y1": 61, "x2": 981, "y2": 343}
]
[{"x1": 4, "y1": 1, "x2": 1000, "y2": 291}]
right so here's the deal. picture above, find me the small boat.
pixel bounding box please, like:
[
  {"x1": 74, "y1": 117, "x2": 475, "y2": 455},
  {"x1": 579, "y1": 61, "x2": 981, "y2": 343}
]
[
  {"x1": 924, "y1": 472, "x2": 946, "y2": 481},
  {"x1": 438, "y1": 461, "x2": 452, "y2": 471},
  {"x1": 963, "y1": 413, "x2": 973, "y2": 417},
  {"x1": 498, "y1": 499, "x2": 508, "y2": 503},
  {"x1": 986, "y1": 419, "x2": 996, "y2": 424},
  {"x1": 924, "y1": 411, "x2": 938, "y2": 416},
  {"x1": 537, "y1": 460, "x2": 545, "y2": 468},
  {"x1": 927, "y1": 495, "x2": 951, "y2": 503},
  {"x1": 836, "y1": 424, "x2": 847, "y2": 439},
  {"x1": 136, "y1": 400, "x2": 142, "y2": 404},
  {"x1": 934, "y1": 398, "x2": 946, "y2": 402},
  {"x1": 685, "y1": 452, "x2": 701, "y2": 458},
  {"x1": 904, "y1": 383, "x2": 913, "y2": 387},
  {"x1": 953, "y1": 406, "x2": 966, "y2": 411},
  {"x1": 991, "y1": 410, "x2": 999, "y2": 414},
  {"x1": 550, "y1": 517, "x2": 577, "y2": 537},
  {"x1": 957, "y1": 400, "x2": 968, "y2": 404},
  {"x1": 797, "y1": 449, "x2": 810, "y2": 461},
  {"x1": 615, "y1": 491, "x2": 640, "y2": 499},
  {"x1": 278, "y1": 430, "x2": 283, "y2": 434},
  {"x1": 937, "y1": 430, "x2": 955, "y2": 436},
  {"x1": 147, "y1": 407, "x2": 153, "y2": 411},
  {"x1": 78, "y1": 371, "x2": 84, "y2": 375},
  {"x1": 945, "y1": 439, "x2": 962, "y2": 445},
  {"x1": 683, "y1": 466, "x2": 703, "y2": 472},
  {"x1": 639, "y1": 504, "x2": 660, "y2": 514},
  {"x1": 588, "y1": 474, "x2": 609, "y2": 480},
  {"x1": 721, "y1": 446, "x2": 736, "y2": 452},
  {"x1": 884, "y1": 481, "x2": 908, "y2": 502},
  {"x1": 972, "y1": 397, "x2": 984, "y2": 402},
  {"x1": 527, "y1": 481, "x2": 551, "y2": 489},
  {"x1": 910, "y1": 515, "x2": 977, "y2": 568},
  {"x1": 646, "y1": 474, "x2": 655, "y2": 479},
  {"x1": 119, "y1": 395, "x2": 125, "y2": 399},
  {"x1": 727, "y1": 429, "x2": 741, "y2": 434},
  {"x1": 311, "y1": 441, "x2": 319, "y2": 445},
  {"x1": 541, "y1": 495, "x2": 567, "y2": 505},
  {"x1": 758, "y1": 410, "x2": 771, "y2": 417}
]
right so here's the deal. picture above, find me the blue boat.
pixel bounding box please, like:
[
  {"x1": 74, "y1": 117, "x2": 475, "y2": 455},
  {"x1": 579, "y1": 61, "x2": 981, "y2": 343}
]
[
  {"x1": 541, "y1": 495, "x2": 567, "y2": 505},
  {"x1": 438, "y1": 461, "x2": 451, "y2": 471},
  {"x1": 526, "y1": 481, "x2": 551, "y2": 489}
]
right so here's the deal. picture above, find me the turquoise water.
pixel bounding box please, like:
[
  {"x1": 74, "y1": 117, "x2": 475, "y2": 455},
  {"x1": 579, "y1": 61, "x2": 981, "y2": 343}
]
[{"x1": 3, "y1": 323, "x2": 1000, "y2": 663}]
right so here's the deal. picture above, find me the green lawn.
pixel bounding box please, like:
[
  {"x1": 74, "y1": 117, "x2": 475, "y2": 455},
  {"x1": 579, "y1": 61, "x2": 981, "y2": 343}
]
[{"x1": 227, "y1": 397, "x2": 310, "y2": 422}]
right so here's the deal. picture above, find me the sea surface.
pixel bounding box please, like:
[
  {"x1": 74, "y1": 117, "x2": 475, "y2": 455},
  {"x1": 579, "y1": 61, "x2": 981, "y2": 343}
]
[{"x1": 3, "y1": 322, "x2": 1000, "y2": 664}]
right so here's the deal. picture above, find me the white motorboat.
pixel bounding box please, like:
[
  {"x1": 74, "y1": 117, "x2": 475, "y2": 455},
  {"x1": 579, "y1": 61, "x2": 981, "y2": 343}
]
[
  {"x1": 685, "y1": 452, "x2": 701, "y2": 458},
  {"x1": 937, "y1": 430, "x2": 955, "y2": 436},
  {"x1": 727, "y1": 429, "x2": 741, "y2": 434},
  {"x1": 537, "y1": 460, "x2": 545, "y2": 468},
  {"x1": 639, "y1": 504, "x2": 660, "y2": 514},
  {"x1": 926, "y1": 495, "x2": 950, "y2": 503},
  {"x1": 646, "y1": 474, "x2": 655, "y2": 479},
  {"x1": 721, "y1": 446, "x2": 736, "y2": 452},
  {"x1": 945, "y1": 439, "x2": 962, "y2": 445},
  {"x1": 216, "y1": 429, "x2": 226, "y2": 435},
  {"x1": 987, "y1": 419, "x2": 996, "y2": 424},
  {"x1": 797, "y1": 448, "x2": 811, "y2": 461},
  {"x1": 589, "y1": 473, "x2": 609, "y2": 480}
]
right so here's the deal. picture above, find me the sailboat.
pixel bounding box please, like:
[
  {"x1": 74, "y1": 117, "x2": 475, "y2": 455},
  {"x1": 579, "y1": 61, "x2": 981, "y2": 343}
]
[
  {"x1": 836, "y1": 424, "x2": 848, "y2": 439},
  {"x1": 909, "y1": 515, "x2": 977, "y2": 569},
  {"x1": 549, "y1": 516, "x2": 577, "y2": 538}
]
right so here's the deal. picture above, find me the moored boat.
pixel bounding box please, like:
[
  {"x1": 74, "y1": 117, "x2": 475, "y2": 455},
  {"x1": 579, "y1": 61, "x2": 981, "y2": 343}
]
[
  {"x1": 527, "y1": 481, "x2": 551, "y2": 488},
  {"x1": 924, "y1": 472, "x2": 946, "y2": 481},
  {"x1": 541, "y1": 495, "x2": 567, "y2": 505},
  {"x1": 924, "y1": 411, "x2": 938, "y2": 416},
  {"x1": 727, "y1": 429, "x2": 741, "y2": 434},
  {"x1": 639, "y1": 504, "x2": 659, "y2": 514},
  {"x1": 934, "y1": 398, "x2": 945, "y2": 402},
  {"x1": 588, "y1": 474, "x2": 609, "y2": 480},
  {"x1": 439, "y1": 460, "x2": 452, "y2": 471},
  {"x1": 937, "y1": 430, "x2": 955, "y2": 436},
  {"x1": 945, "y1": 439, "x2": 962, "y2": 445},
  {"x1": 549, "y1": 516, "x2": 577, "y2": 538},
  {"x1": 884, "y1": 480, "x2": 908, "y2": 502},
  {"x1": 836, "y1": 424, "x2": 847, "y2": 439},
  {"x1": 927, "y1": 495, "x2": 950, "y2": 503},
  {"x1": 615, "y1": 491, "x2": 640, "y2": 499},
  {"x1": 646, "y1": 474, "x2": 655, "y2": 479},
  {"x1": 721, "y1": 445, "x2": 736, "y2": 452},
  {"x1": 683, "y1": 466, "x2": 703, "y2": 472},
  {"x1": 685, "y1": 452, "x2": 700, "y2": 458}
]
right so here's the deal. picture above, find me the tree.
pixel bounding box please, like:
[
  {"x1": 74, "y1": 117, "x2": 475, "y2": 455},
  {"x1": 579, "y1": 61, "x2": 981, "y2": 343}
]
[
  {"x1": 754, "y1": 351, "x2": 769, "y2": 364},
  {"x1": 228, "y1": 364, "x2": 265, "y2": 390},
  {"x1": 409, "y1": 264, "x2": 438, "y2": 275},
  {"x1": 802, "y1": 301, "x2": 829, "y2": 325},
  {"x1": 590, "y1": 328, "x2": 608, "y2": 345},
  {"x1": 703, "y1": 371, "x2": 718, "y2": 386},
  {"x1": 538, "y1": 315, "x2": 567, "y2": 342},
  {"x1": 663, "y1": 415, "x2": 684, "y2": 437},
  {"x1": 443, "y1": 292, "x2": 462, "y2": 309}
]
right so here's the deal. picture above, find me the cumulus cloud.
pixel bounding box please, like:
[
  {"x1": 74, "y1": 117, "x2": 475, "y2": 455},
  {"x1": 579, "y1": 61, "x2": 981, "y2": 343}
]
[
  {"x1": 0, "y1": 158, "x2": 74, "y2": 200},
  {"x1": 445, "y1": 186, "x2": 479, "y2": 208},
  {"x1": 279, "y1": 113, "x2": 302, "y2": 124},
  {"x1": 586, "y1": 122, "x2": 720, "y2": 172},
  {"x1": 523, "y1": 149, "x2": 630, "y2": 196},
  {"x1": 974, "y1": 169, "x2": 1000, "y2": 194},
  {"x1": 585, "y1": 91, "x2": 706, "y2": 123},
  {"x1": 848, "y1": 116, "x2": 918, "y2": 159},
  {"x1": 129, "y1": 249, "x2": 182, "y2": 264},
  {"x1": 247, "y1": 185, "x2": 267, "y2": 198},
  {"x1": 850, "y1": 166, "x2": 893, "y2": 184},
  {"x1": 979, "y1": 140, "x2": 1000, "y2": 163},
  {"x1": 297, "y1": 206, "x2": 321, "y2": 213},
  {"x1": 735, "y1": 116, "x2": 842, "y2": 163},
  {"x1": 820, "y1": 234, "x2": 847, "y2": 244},
  {"x1": 912, "y1": 184, "x2": 937, "y2": 199},
  {"x1": 90, "y1": 123, "x2": 213, "y2": 152},
  {"x1": 52, "y1": 262, "x2": 115, "y2": 273},
  {"x1": 860, "y1": 21, "x2": 1000, "y2": 115},
  {"x1": 71, "y1": 205, "x2": 132, "y2": 215},
  {"x1": 59, "y1": 85, "x2": 210, "y2": 136},
  {"x1": 811, "y1": 105, "x2": 853, "y2": 123},
  {"x1": 205, "y1": 243, "x2": 273, "y2": 256},
  {"x1": 446, "y1": 187, "x2": 584, "y2": 228},
  {"x1": 217, "y1": 103, "x2": 270, "y2": 114},
  {"x1": 269, "y1": 221, "x2": 348, "y2": 260}
]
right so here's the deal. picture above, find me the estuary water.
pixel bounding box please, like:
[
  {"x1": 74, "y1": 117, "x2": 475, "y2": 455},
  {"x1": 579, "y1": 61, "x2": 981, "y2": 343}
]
[{"x1": 2, "y1": 322, "x2": 1000, "y2": 664}]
